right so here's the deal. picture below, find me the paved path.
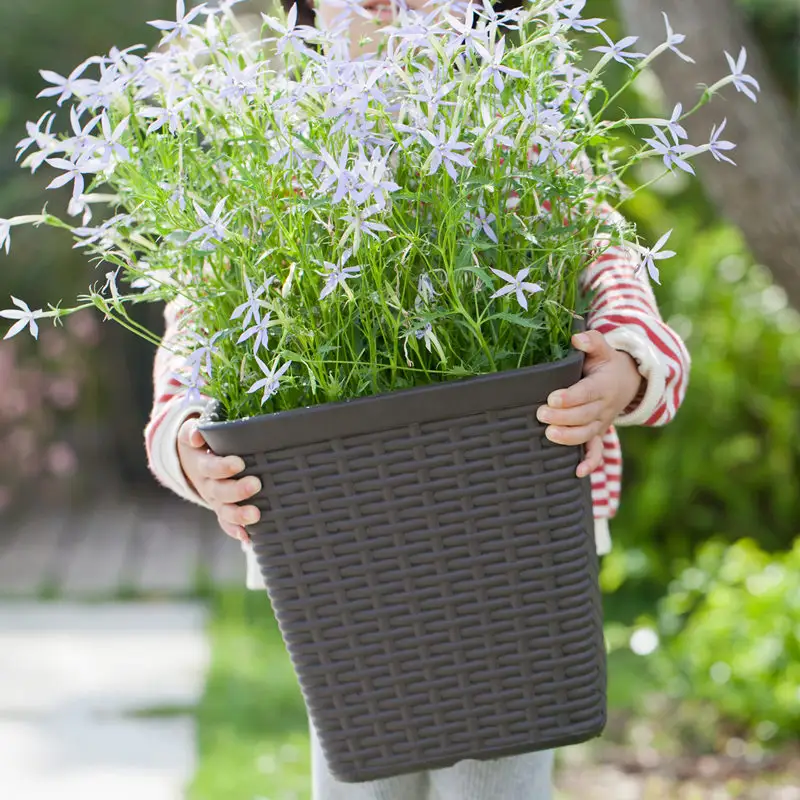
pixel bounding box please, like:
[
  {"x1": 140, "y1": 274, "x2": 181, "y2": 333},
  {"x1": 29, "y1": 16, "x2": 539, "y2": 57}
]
[
  {"x1": 0, "y1": 602, "x2": 209, "y2": 799},
  {"x1": 0, "y1": 499, "x2": 247, "y2": 599}
]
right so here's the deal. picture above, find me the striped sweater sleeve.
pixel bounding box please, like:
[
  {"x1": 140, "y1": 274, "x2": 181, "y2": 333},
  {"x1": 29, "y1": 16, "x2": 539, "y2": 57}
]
[
  {"x1": 582, "y1": 231, "x2": 691, "y2": 427},
  {"x1": 144, "y1": 299, "x2": 212, "y2": 507}
]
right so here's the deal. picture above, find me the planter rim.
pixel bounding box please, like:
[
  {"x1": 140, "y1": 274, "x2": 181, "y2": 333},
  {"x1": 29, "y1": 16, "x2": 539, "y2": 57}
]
[{"x1": 199, "y1": 348, "x2": 584, "y2": 455}]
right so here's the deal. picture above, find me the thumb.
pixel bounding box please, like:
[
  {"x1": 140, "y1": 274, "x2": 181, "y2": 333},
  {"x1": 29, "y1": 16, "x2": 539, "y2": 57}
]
[
  {"x1": 572, "y1": 330, "x2": 612, "y2": 362},
  {"x1": 178, "y1": 415, "x2": 206, "y2": 449}
]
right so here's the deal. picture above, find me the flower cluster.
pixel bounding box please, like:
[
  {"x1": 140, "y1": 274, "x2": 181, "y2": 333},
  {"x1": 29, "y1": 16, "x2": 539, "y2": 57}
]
[{"x1": 0, "y1": 0, "x2": 759, "y2": 421}]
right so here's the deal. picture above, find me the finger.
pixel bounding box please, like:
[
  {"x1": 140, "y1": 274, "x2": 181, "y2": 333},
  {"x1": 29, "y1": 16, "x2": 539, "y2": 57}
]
[
  {"x1": 547, "y1": 376, "x2": 604, "y2": 409},
  {"x1": 217, "y1": 502, "x2": 261, "y2": 528},
  {"x1": 545, "y1": 421, "x2": 601, "y2": 447},
  {"x1": 178, "y1": 416, "x2": 206, "y2": 449},
  {"x1": 572, "y1": 330, "x2": 612, "y2": 361},
  {"x1": 577, "y1": 435, "x2": 603, "y2": 478},
  {"x1": 195, "y1": 451, "x2": 246, "y2": 481},
  {"x1": 219, "y1": 520, "x2": 250, "y2": 543},
  {"x1": 537, "y1": 400, "x2": 605, "y2": 428},
  {"x1": 208, "y1": 476, "x2": 262, "y2": 505}
]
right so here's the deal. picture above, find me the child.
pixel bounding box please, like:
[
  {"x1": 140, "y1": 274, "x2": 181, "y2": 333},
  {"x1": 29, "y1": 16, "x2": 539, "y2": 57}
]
[{"x1": 145, "y1": 1, "x2": 690, "y2": 797}]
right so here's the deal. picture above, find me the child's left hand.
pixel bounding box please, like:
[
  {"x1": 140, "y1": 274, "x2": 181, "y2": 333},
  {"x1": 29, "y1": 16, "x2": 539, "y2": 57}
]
[{"x1": 536, "y1": 330, "x2": 644, "y2": 478}]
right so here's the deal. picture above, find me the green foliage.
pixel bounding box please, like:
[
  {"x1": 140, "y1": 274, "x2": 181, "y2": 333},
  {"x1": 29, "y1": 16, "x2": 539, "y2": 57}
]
[{"x1": 652, "y1": 539, "x2": 800, "y2": 742}]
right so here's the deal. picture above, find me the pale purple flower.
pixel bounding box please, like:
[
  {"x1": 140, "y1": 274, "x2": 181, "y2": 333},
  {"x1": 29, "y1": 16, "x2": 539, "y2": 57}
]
[
  {"x1": 644, "y1": 127, "x2": 695, "y2": 175},
  {"x1": 640, "y1": 229, "x2": 675, "y2": 285},
  {"x1": 172, "y1": 368, "x2": 206, "y2": 405},
  {"x1": 725, "y1": 47, "x2": 760, "y2": 103},
  {"x1": 186, "y1": 330, "x2": 227, "y2": 379},
  {"x1": 0, "y1": 219, "x2": 10, "y2": 255},
  {"x1": 1, "y1": 297, "x2": 46, "y2": 340},
  {"x1": 552, "y1": 64, "x2": 592, "y2": 109},
  {"x1": 708, "y1": 118, "x2": 736, "y2": 165},
  {"x1": 341, "y1": 206, "x2": 392, "y2": 245},
  {"x1": 186, "y1": 199, "x2": 234, "y2": 251},
  {"x1": 443, "y1": 2, "x2": 490, "y2": 58},
  {"x1": 553, "y1": 0, "x2": 605, "y2": 33},
  {"x1": 92, "y1": 114, "x2": 130, "y2": 166},
  {"x1": 148, "y1": 0, "x2": 205, "y2": 43},
  {"x1": 247, "y1": 357, "x2": 291, "y2": 404},
  {"x1": 261, "y1": 4, "x2": 314, "y2": 57},
  {"x1": 237, "y1": 312, "x2": 273, "y2": 352},
  {"x1": 45, "y1": 155, "x2": 103, "y2": 201},
  {"x1": 103, "y1": 269, "x2": 122, "y2": 305},
  {"x1": 231, "y1": 276, "x2": 272, "y2": 328},
  {"x1": 410, "y1": 72, "x2": 459, "y2": 117},
  {"x1": 351, "y1": 147, "x2": 400, "y2": 210},
  {"x1": 419, "y1": 121, "x2": 473, "y2": 180},
  {"x1": 140, "y1": 98, "x2": 193, "y2": 135},
  {"x1": 466, "y1": 205, "x2": 498, "y2": 244},
  {"x1": 318, "y1": 143, "x2": 355, "y2": 205},
  {"x1": 15, "y1": 112, "x2": 57, "y2": 166},
  {"x1": 474, "y1": 37, "x2": 524, "y2": 93},
  {"x1": 592, "y1": 33, "x2": 646, "y2": 69},
  {"x1": 218, "y1": 58, "x2": 261, "y2": 102},
  {"x1": 662, "y1": 103, "x2": 687, "y2": 141},
  {"x1": 317, "y1": 251, "x2": 362, "y2": 300},
  {"x1": 37, "y1": 63, "x2": 94, "y2": 107},
  {"x1": 489, "y1": 267, "x2": 543, "y2": 310},
  {"x1": 534, "y1": 134, "x2": 578, "y2": 167},
  {"x1": 415, "y1": 322, "x2": 436, "y2": 352},
  {"x1": 662, "y1": 13, "x2": 694, "y2": 63}
]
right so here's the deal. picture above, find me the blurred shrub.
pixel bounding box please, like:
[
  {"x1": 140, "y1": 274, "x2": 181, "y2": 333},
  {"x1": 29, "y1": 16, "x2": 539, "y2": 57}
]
[
  {"x1": 652, "y1": 538, "x2": 800, "y2": 743},
  {"x1": 601, "y1": 218, "x2": 800, "y2": 592},
  {"x1": 0, "y1": 312, "x2": 102, "y2": 512}
]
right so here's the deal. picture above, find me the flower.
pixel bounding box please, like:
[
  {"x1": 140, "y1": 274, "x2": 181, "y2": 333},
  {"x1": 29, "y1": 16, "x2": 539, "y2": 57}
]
[
  {"x1": 708, "y1": 119, "x2": 736, "y2": 165},
  {"x1": 724, "y1": 47, "x2": 760, "y2": 103},
  {"x1": 351, "y1": 147, "x2": 401, "y2": 211},
  {"x1": 45, "y1": 155, "x2": 103, "y2": 202},
  {"x1": 592, "y1": 33, "x2": 646, "y2": 69},
  {"x1": 317, "y1": 251, "x2": 363, "y2": 300},
  {"x1": 466, "y1": 205, "x2": 498, "y2": 243},
  {"x1": 1, "y1": 297, "x2": 46, "y2": 340},
  {"x1": 553, "y1": 1, "x2": 605, "y2": 34},
  {"x1": 0, "y1": 219, "x2": 10, "y2": 255},
  {"x1": 37, "y1": 63, "x2": 94, "y2": 107},
  {"x1": 419, "y1": 121, "x2": 473, "y2": 180},
  {"x1": 489, "y1": 268, "x2": 543, "y2": 311},
  {"x1": 662, "y1": 13, "x2": 694, "y2": 64},
  {"x1": 148, "y1": 0, "x2": 205, "y2": 44},
  {"x1": 186, "y1": 199, "x2": 234, "y2": 252},
  {"x1": 662, "y1": 103, "x2": 688, "y2": 142},
  {"x1": 247, "y1": 357, "x2": 291, "y2": 404},
  {"x1": 644, "y1": 127, "x2": 695, "y2": 175},
  {"x1": 237, "y1": 312, "x2": 273, "y2": 352},
  {"x1": 231, "y1": 276, "x2": 272, "y2": 328},
  {"x1": 640, "y1": 229, "x2": 676, "y2": 285},
  {"x1": 473, "y1": 37, "x2": 525, "y2": 93}
]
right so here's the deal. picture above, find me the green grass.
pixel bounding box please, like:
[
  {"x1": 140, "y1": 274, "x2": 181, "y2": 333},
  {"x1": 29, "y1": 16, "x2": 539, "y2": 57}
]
[{"x1": 189, "y1": 590, "x2": 312, "y2": 800}]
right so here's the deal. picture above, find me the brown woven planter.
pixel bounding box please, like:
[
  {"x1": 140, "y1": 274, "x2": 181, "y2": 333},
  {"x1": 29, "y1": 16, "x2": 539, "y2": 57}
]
[{"x1": 199, "y1": 348, "x2": 606, "y2": 783}]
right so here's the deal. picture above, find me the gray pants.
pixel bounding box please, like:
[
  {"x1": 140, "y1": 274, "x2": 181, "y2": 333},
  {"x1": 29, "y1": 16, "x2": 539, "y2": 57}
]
[{"x1": 310, "y1": 724, "x2": 554, "y2": 800}]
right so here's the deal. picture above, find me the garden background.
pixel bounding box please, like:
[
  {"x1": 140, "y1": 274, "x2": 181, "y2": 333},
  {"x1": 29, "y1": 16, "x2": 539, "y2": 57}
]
[{"x1": 0, "y1": 0, "x2": 798, "y2": 797}]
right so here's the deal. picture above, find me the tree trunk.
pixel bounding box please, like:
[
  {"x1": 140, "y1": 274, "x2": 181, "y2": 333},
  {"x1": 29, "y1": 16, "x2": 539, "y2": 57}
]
[{"x1": 616, "y1": 0, "x2": 800, "y2": 309}]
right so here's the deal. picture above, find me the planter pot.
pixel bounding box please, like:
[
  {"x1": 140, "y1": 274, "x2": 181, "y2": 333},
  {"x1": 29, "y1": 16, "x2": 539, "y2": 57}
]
[{"x1": 199, "y1": 347, "x2": 606, "y2": 783}]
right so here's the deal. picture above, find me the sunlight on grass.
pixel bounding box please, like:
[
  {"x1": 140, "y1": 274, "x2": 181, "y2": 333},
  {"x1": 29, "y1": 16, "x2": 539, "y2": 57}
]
[{"x1": 189, "y1": 590, "x2": 312, "y2": 800}]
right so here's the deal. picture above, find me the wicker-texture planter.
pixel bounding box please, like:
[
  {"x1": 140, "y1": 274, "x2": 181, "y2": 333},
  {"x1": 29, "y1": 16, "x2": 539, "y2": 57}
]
[{"x1": 200, "y1": 348, "x2": 606, "y2": 782}]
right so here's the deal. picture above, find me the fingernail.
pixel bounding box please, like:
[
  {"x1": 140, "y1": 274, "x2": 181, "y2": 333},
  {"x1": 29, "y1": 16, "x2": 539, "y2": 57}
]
[
  {"x1": 244, "y1": 507, "x2": 260, "y2": 525},
  {"x1": 245, "y1": 477, "x2": 262, "y2": 494},
  {"x1": 545, "y1": 427, "x2": 559, "y2": 443},
  {"x1": 536, "y1": 407, "x2": 550, "y2": 423},
  {"x1": 575, "y1": 333, "x2": 589, "y2": 347},
  {"x1": 548, "y1": 392, "x2": 563, "y2": 409},
  {"x1": 577, "y1": 464, "x2": 587, "y2": 478}
]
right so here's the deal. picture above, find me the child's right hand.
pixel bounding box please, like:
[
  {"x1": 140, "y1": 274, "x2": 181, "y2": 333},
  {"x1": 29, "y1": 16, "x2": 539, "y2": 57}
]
[{"x1": 177, "y1": 415, "x2": 262, "y2": 543}]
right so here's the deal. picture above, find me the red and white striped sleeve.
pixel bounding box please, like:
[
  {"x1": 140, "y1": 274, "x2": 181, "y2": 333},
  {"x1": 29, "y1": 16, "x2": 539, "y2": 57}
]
[
  {"x1": 144, "y1": 299, "x2": 212, "y2": 507},
  {"x1": 582, "y1": 229, "x2": 691, "y2": 427}
]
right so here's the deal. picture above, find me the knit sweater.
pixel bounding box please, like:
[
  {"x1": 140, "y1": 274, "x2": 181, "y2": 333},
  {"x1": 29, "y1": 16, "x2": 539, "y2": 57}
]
[{"x1": 144, "y1": 230, "x2": 690, "y2": 588}]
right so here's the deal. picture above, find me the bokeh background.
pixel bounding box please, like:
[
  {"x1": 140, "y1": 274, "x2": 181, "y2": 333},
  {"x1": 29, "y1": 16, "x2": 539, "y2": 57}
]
[{"x1": 0, "y1": 1, "x2": 798, "y2": 798}]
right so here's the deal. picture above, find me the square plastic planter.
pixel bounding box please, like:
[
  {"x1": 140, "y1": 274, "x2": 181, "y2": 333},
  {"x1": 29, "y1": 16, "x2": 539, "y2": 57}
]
[{"x1": 199, "y1": 347, "x2": 606, "y2": 783}]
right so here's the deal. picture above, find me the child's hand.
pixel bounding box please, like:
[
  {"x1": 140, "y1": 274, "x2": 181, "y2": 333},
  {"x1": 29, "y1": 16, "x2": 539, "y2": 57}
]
[
  {"x1": 177, "y1": 415, "x2": 262, "y2": 543},
  {"x1": 536, "y1": 330, "x2": 644, "y2": 478}
]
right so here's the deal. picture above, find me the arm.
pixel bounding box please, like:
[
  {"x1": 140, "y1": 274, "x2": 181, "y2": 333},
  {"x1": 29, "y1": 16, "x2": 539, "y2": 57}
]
[
  {"x1": 144, "y1": 299, "x2": 213, "y2": 506},
  {"x1": 580, "y1": 234, "x2": 691, "y2": 427}
]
